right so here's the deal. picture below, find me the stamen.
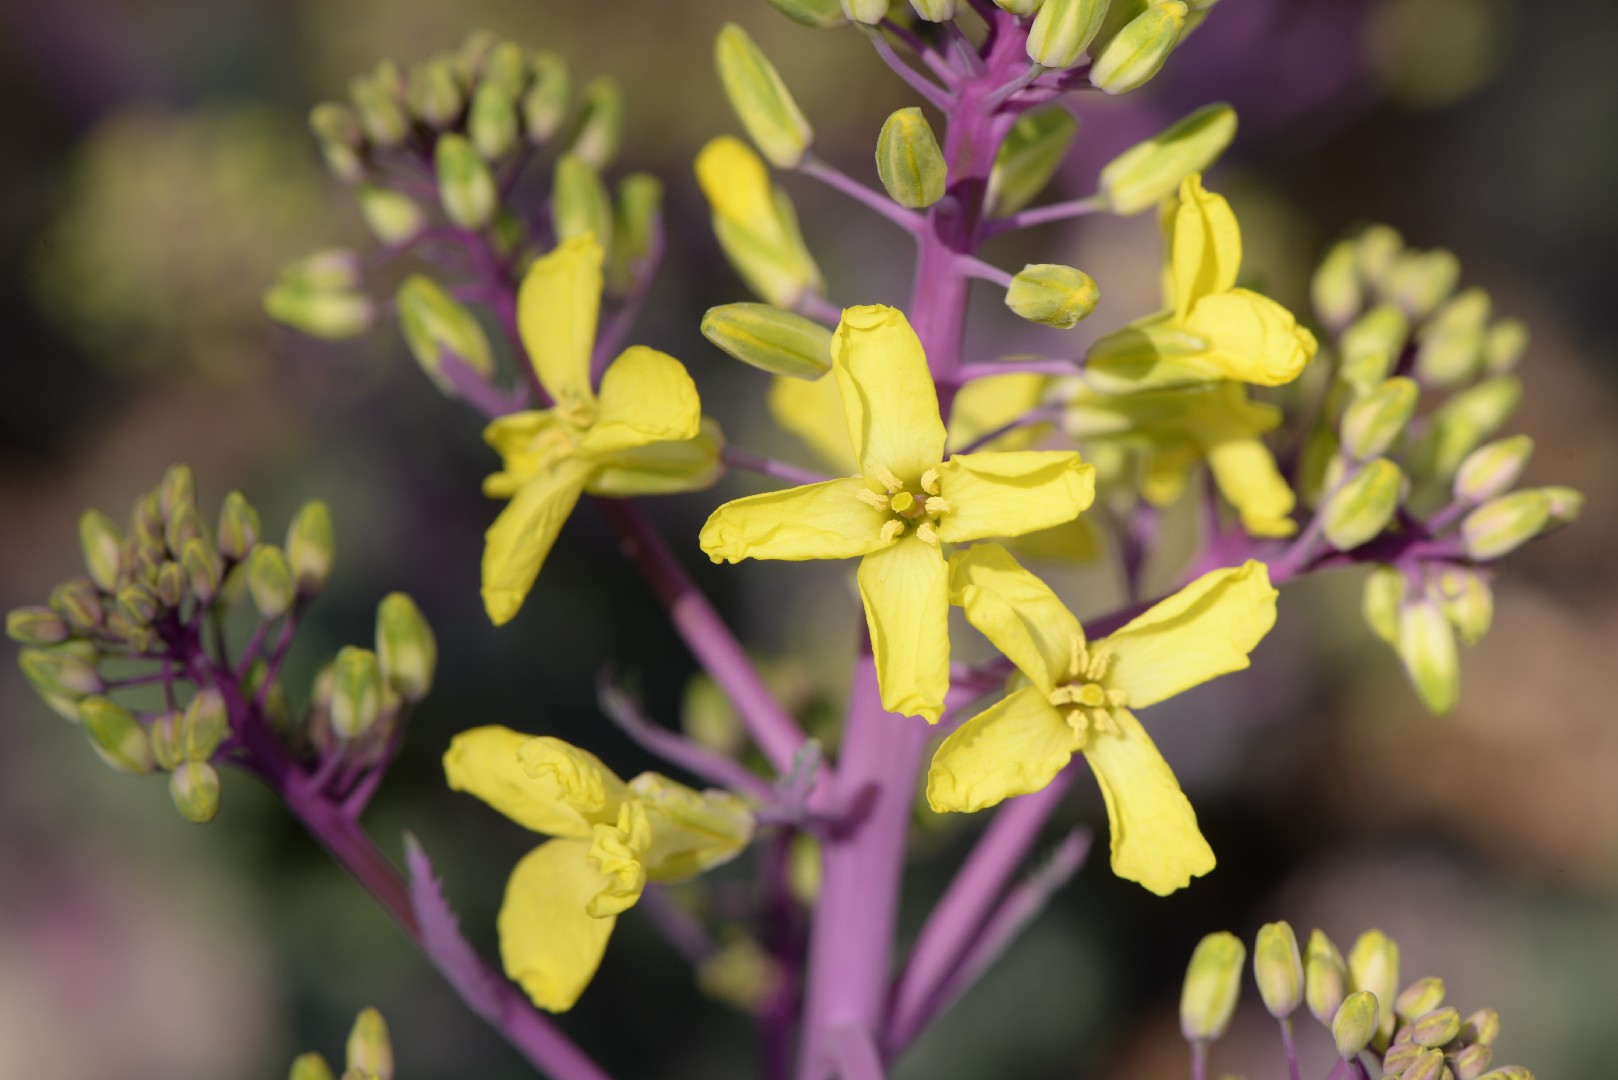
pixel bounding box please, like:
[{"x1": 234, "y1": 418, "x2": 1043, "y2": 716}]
[
  {"x1": 1049, "y1": 686, "x2": 1079, "y2": 706},
  {"x1": 1106, "y1": 688, "x2": 1130, "y2": 707},
  {"x1": 924, "y1": 496, "x2": 952, "y2": 515},
  {"x1": 1069, "y1": 634, "x2": 1088, "y2": 682},
  {"x1": 1085, "y1": 648, "x2": 1112, "y2": 683},
  {"x1": 856, "y1": 488, "x2": 888, "y2": 510},
  {"x1": 873, "y1": 465, "x2": 905, "y2": 493},
  {"x1": 880, "y1": 520, "x2": 905, "y2": 544},
  {"x1": 920, "y1": 467, "x2": 941, "y2": 495},
  {"x1": 915, "y1": 521, "x2": 940, "y2": 546}
]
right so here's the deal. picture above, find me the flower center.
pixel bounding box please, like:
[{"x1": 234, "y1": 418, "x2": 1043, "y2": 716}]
[
  {"x1": 856, "y1": 464, "x2": 951, "y2": 545},
  {"x1": 1048, "y1": 635, "x2": 1129, "y2": 748}
]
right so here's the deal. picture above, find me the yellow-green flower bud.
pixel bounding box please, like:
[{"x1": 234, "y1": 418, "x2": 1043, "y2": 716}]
[
  {"x1": 263, "y1": 282, "x2": 375, "y2": 340},
  {"x1": 1385, "y1": 249, "x2": 1460, "y2": 320},
  {"x1": 279, "y1": 250, "x2": 362, "y2": 293},
  {"x1": 1383, "y1": 1043, "x2": 1424, "y2": 1075},
  {"x1": 1462, "y1": 1008, "x2": 1500, "y2": 1047},
  {"x1": 1412, "y1": 1006, "x2": 1461, "y2": 1048},
  {"x1": 567, "y1": 78, "x2": 624, "y2": 171},
  {"x1": 910, "y1": 0, "x2": 960, "y2": 20},
  {"x1": 309, "y1": 102, "x2": 365, "y2": 181},
  {"x1": 1028, "y1": 0, "x2": 1109, "y2": 68},
  {"x1": 481, "y1": 42, "x2": 527, "y2": 98},
  {"x1": 1341, "y1": 377, "x2": 1418, "y2": 460},
  {"x1": 158, "y1": 464, "x2": 195, "y2": 521},
  {"x1": 523, "y1": 53, "x2": 572, "y2": 142},
  {"x1": 1090, "y1": 2, "x2": 1187, "y2": 95},
  {"x1": 79, "y1": 697, "x2": 155, "y2": 775},
  {"x1": 376, "y1": 592, "x2": 436, "y2": 703},
  {"x1": 283, "y1": 501, "x2": 334, "y2": 596},
  {"x1": 553, "y1": 153, "x2": 614, "y2": 252},
  {"x1": 1403, "y1": 1047, "x2": 1448, "y2": 1080},
  {"x1": 717, "y1": 24, "x2": 814, "y2": 169},
  {"x1": 1339, "y1": 303, "x2": 1409, "y2": 395},
  {"x1": 454, "y1": 31, "x2": 499, "y2": 83},
  {"x1": 1323, "y1": 458, "x2": 1403, "y2": 551},
  {"x1": 408, "y1": 58, "x2": 464, "y2": 129},
  {"x1": 1452, "y1": 1044, "x2": 1494, "y2": 1080},
  {"x1": 8, "y1": 607, "x2": 70, "y2": 645},
  {"x1": 397, "y1": 275, "x2": 497, "y2": 393},
  {"x1": 609, "y1": 174, "x2": 664, "y2": 290},
  {"x1": 1313, "y1": 239, "x2": 1362, "y2": 331},
  {"x1": 349, "y1": 74, "x2": 409, "y2": 146},
  {"x1": 875, "y1": 107, "x2": 947, "y2": 209},
  {"x1": 989, "y1": 106, "x2": 1078, "y2": 217},
  {"x1": 1408, "y1": 377, "x2": 1522, "y2": 480},
  {"x1": 332, "y1": 646, "x2": 384, "y2": 740},
  {"x1": 1356, "y1": 224, "x2": 1403, "y2": 288},
  {"x1": 116, "y1": 583, "x2": 160, "y2": 626},
  {"x1": 768, "y1": 0, "x2": 850, "y2": 27},
  {"x1": 1305, "y1": 929, "x2": 1350, "y2": 1025},
  {"x1": 247, "y1": 544, "x2": 295, "y2": 620},
  {"x1": 1395, "y1": 977, "x2": 1447, "y2": 1021},
  {"x1": 182, "y1": 538, "x2": 223, "y2": 603},
  {"x1": 1540, "y1": 485, "x2": 1583, "y2": 525},
  {"x1": 155, "y1": 561, "x2": 186, "y2": 608},
  {"x1": 165, "y1": 501, "x2": 206, "y2": 556},
  {"x1": 1398, "y1": 599, "x2": 1458, "y2": 714},
  {"x1": 1483, "y1": 318, "x2": 1528, "y2": 375},
  {"x1": 702, "y1": 303, "x2": 833, "y2": 378},
  {"x1": 355, "y1": 185, "x2": 424, "y2": 245},
  {"x1": 1180, "y1": 931, "x2": 1245, "y2": 1041},
  {"x1": 1461, "y1": 490, "x2": 1551, "y2": 561},
  {"x1": 181, "y1": 687, "x2": 229, "y2": 762},
  {"x1": 149, "y1": 710, "x2": 184, "y2": 771},
  {"x1": 1254, "y1": 921, "x2": 1304, "y2": 1019},
  {"x1": 840, "y1": 0, "x2": 890, "y2": 25},
  {"x1": 288, "y1": 1052, "x2": 336, "y2": 1080},
  {"x1": 1006, "y1": 264, "x2": 1100, "y2": 328},
  {"x1": 469, "y1": 80, "x2": 520, "y2": 160},
  {"x1": 51, "y1": 579, "x2": 105, "y2": 631},
  {"x1": 435, "y1": 133, "x2": 497, "y2": 229},
  {"x1": 170, "y1": 761, "x2": 222, "y2": 823},
  {"x1": 346, "y1": 1007, "x2": 394, "y2": 1080},
  {"x1": 1333, "y1": 990, "x2": 1381, "y2": 1059},
  {"x1": 995, "y1": 0, "x2": 1044, "y2": 12},
  {"x1": 78, "y1": 509, "x2": 124, "y2": 591},
  {"x1": 1453, "y1": 435, "x2": 1531, "y2": 506},
  {"x1": 1433, "y1": 567, "x2": 1492, "y2": 646},
  {"x1": 1347, "y1": 930, "x2": 1401, "y2": 1043},
  {"x1": 1415, "y1": 288, "x2": 1489, "y2": 386},
  {"x1": 696, "y1": 136, "x2": 825, "y2": 309}
]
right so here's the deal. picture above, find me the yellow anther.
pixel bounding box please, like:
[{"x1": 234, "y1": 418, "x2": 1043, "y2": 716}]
[
  {"x1": 1049, "y1": 686, "x2": 1079, "y2": 706},
  {"x1": 920, "y1": 467, "x2": 941, "y2": 495},
  {"x1": 1069, "y1": 634, "x2": 1089, "y2": 682},
  {"x1": 1076, "y1": 682, "x2": 1107, "y2": 707},
  {"x1": 856, "y1": 488, "x2": 889, "y2": 510},
  {"x1": 1087, "y1": 707, "x2": 1118, "y2": 735},
  {"x1": 924, "y1": 496, "x2": 952, "y2": 515},
  {"x1": 873, "y1": 465, "x2": 905, "y2": 493},
  {"x1": 1085, "y1": 648, "x2": 1113, "y2": 683},
  {"x1": 890, "y1": 491, "x2": 916, "y2": 513},
  {"x1": 880, "y1": 519, "x2": 905, "y2": 544},
  {"x1": 1106, "y1": 688, "x2": 1130, "y2": 707},
  {"x1": 915, "y1": 521, "x2": 940, "y2": 546}
]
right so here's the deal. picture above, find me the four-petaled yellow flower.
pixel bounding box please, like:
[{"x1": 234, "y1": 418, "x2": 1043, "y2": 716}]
[
  {"x1": 929, "y1": 544, "x2": 1277, "y2": 895},
  {"x1": 1085, "y1": 174, "x2": 1317, "y2": 393},
  {"x1": 445, "y1": 726, "x2": 753, "y2": 1011},
  {"x1": 481, "y1": 235, "x2": 719, "y2": 626},
  {"x1": 699, "y1": 305, "x2": 1096, "y2": 723}
]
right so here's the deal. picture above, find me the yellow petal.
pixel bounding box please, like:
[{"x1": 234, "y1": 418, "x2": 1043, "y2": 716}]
[
  {"x1": 626, "y1": 773, "x2": 755, "y2": 881},
  {"x1": 1101, "y1": 559, "x2": 1278, "y2": 709},
  {"x1": 1206, "y1": 437, "x2": 1297, "y2": 538},
  {"x1": 695, "y1": 135, "x2": 776, "y2": 230},
  {"x1": 1168, "y1": 174, "x2": 1241, "y2": 320},
  {"x1": 857, "y1": 534, "x2": 950, "y2": 723},
  {"x1": 1183, "y1": 289, "x2": 1317, "y2": 387},
  {"x1": 947, "y1": 372, "x2": 1050, "y2": 453},
  {"x1": 481, "y1": 410, "x2": 571, "y2": 498},
  {"x1": 579, "y1": 346, "x2": 703, "y2": 455},
  {"x1": 831, "y1": 305, "x2": 946, "y2": 484},
  {"x1": 699, "y1": 477, "x2": 889, "y2": 563},
  {"x1": 936, "y1": 450, "x2": 1096, "y2": 542},
  {"x1": 498, "y1": 839, "x2": 618, "y2": 1012},
  {"x1": 481, "y1": 459, "x2": 592, "y2": 626},
  {"x1": 1140, "y1": 442, "x2": 1196, "y2": 507},
  {"x1": 444, "y1": 726, "x2": 628, "y2": 838},
  {"x1": 948, "y1": 543, "x2": 1082, "y2": 690},
  {"x1": 1083, "y1": 707, "x2": 1214, "y2": 895},
  {"x1": 588, "y1": 418, "x2": 724, "y2": 497},
  {"x1": 767, "y1": 373, "x2": 857, "y2": 476},
  {"x1": 586, "y1": 802, "x2": 651, "y2": 918},
  {"x1": 517, "y1": 235, "x2": 603, "y2": 408},
  {"x1": 927, "y1": 687, "x2": 1076, "y2": 813}
]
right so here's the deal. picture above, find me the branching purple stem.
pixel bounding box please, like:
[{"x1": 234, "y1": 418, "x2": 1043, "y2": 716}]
[
  {"x1": 800, "y1": 155, "x2": 924, "y2": 235},
  {"x1": 983, "y1": 194, "x2": 1105, "y2": 237},
  {"x1": 598, "y1": 674, "x2": 778, "y2": 803},
  {"x1": 861, "y1": 27, "x2": 954, "y2": 111}
]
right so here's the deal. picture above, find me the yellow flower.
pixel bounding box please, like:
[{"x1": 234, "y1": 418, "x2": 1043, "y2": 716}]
[
  {"x1": 444, "y1": 726, "x2": 753, "y2": 1011},
  {"x1": 1086, "y1": 174, "x2": 1317, "y2": 393},
  {"x1": 928, "y1": 544, "x2": 1277, "y2": 895},
  {"x1": 481, "y1": 236, "x2": 719, "y2": 626},
  {"x1": 701, "y1": 305, "x2": 1096, "y2": 722}
]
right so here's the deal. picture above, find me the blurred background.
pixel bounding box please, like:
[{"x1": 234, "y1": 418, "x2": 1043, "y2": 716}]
[{"x1": 2, "y1": 0, "x2": 1615, "y2": 1077}]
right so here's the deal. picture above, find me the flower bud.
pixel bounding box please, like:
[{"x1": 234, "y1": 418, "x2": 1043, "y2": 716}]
[
  {"x1": 8, "y1": 607, "x2": 70, "y2": 645},
  {"x1": 356, "y1": 184, "x2": 425, "y2": 245},
  {"x1": 170, "y1": 761, "x2": 222, "y2": 823},
  {"x1": 1090, "y1": 2, "x2": 1187, "y2": 95},
  {"x1": 1333, "y1": 990, "x2": 1380, "y2": 1059},
  {"x1": 117, "y1": 582, "x2": 160, "y2": 626},
  {"x1": 696, "y1": 136, "x2": 824, "y2": 309},
  {"x1": 1384, "y1": 1042, "x2": 1426, "y2": 1074},
  {"x1": 51, "y1": 578, "x2": 105, "y2": 631},
  {"x1": 566, "y1": 78, "x2": 623, "y2": 171},
  {"x1": 1305, "y1": 929, "x2": 1350, "y2": 1024},
  {"x1": 1104, "y1": 104, "x2": 1237, "y2": 219},
  {"x1": 1452, "y1": 1043, "x2": 1494, "y2": 1080},
  {"x1": 309, "y1": 102, "x2": 365, "y2": 181},
  {"x1": 78, "y1": 697, "x2": 155, "y2": 774},
  {"x1": 481, "y1": 42, "x2": 528, "y2": 97},
  {"x1": 1006, "y1": 264, "x2": 1100, "y2": 328},
  {"x1": 1028, "y1": 0, "x2": 1109, "y2": 68},
  {"x1": 182, "y1": 687, "x2": 229, "y2": 762},
  {"x1": 1398, "y1": 600, "x2": 1458, "y2": 714},
  {"x1": 350, "y1": 73, "x2": 409, "y2": 146},
  {"x1": 1433, "y1": 567, "x2": 1492, "y2": 646},
  {"x1": 1408, "y1": 377, "x2": 1522, "y2": 480},
  {"x1": 1341, "y1": 377, "x2": 1418, "y2": 460},
  {"x1": 1254, "y1": 921, "x2": 1304, "y2": 1019},
  {"x1": 331, "y1": 646, "x2": 384, "y2": 740},
  {"x1": 1402, "y1": 1047, "x2": 1448, "y2": 1080},
  {"x1": 1538, "y1": 485, "x2": 1583, "y2": 526},
  {"x1": 286, "y1": 501, "x2": 335, "y2": 595},
  {"x1": 165, "y1": 501, "x2": 206, "y2": 556},
  {"x1": 435, "y1": 133, "x2": 497, "y2": 229},
  {"x1": 1322, "y1": 458, "x2": 1403, "y2": 551},
  {"x1": 1415, "y1": 288, "x2": 1489, "y2": 386},
  {"x1": 995, "y1": 0, "x2": 1043, "y2": 11},
  {"x1": 288, "y1": 1053, "x2": 336, "y2": 1080},
  {"x1": 1313, "y1": 239, "x2": 1362, "y2": 331},
  {"x1": 279, "y1": 250, "x2": 362, "y2": 293},
  {"x1": 1454, "y1": 435, "x2": 1532, "y2": 505},
  {"x1": 553, "y1": 153, "x2": 614, "y2": 250},
  {"x1": 79, "y1": 509, "x2": 125, "y2": 590},
  {"x1": 606, "y1": 174, "x2": 664, "y2": 292},
  {"x1": 1462, "y1": 1008, "x2": 1500, "y2": 1047},
  {"x1": 469, "y1": 79, "x2": 520, "y2": 159},
  {"x1": 768, "y1": 0, "x2": 850, "y2": 27},
  {"x1": 989, "y1": 106, "x2": 1078, "y2": 217},
  {"x1": 149, "y1": 710, "x2": 184, "y2": 771},
  {"x1": 155, "y1": 561, "x2": 186, "y2": 608},
  {"x1": 408, "y1": 58, "x2": 464, "y2": 128},
  {"x1": 1339, "y1": 304, "x2": 1409, "y2": 395},
  {"x1": 158, "y1": 464, "x2": 195, "y2": 522},
  {"x1": 717, "y1": 24, "x2": 814, "y2": 169},
  {"x1": 263, "y1": 281, "x2": 375, "y2": 340},
  {"x1": 182, "y1": 538, "x2": 223, "y2": 603},
  {"x1": 376, "y1": 592, "x2": 436, "y2": 704},
  {"x1": 247, "y1": 544, "x2": 295, "y2": 620},
  {"x1": 1348, "y1": 930, "x2": 1400, "y2": 1041},
  {"x1": 840, "y1": 0, "x2": 890, "y2": 25},
  {"x1": 1395, "y1": 977, "x2": 1447, "y2": 1021},
  {"x1": 702, "y1": 303, "x2": 833, "y2": 378},
  {"x1": 1180, "y1": 931, "x2": 1245, "y2": 1042},
  {"x1": 396, "y1": 275, "x2": 497, "y2": 393},
  {"x1": 1484, "y1": 318, "x2": 1528, "y2": 375},
  {"x1": 875, "y1": 107, "x2": 947, "y2": 209},
  {"x1": 1356, "y1": 224, "x2": 1403, "y2": 286},
  {"x1": 1412, "y1": 1006, "x2": 1461, "y2": 1048},
  {"x1": 1385, "y1": 249, "x2": 1460, "y2": 320},
  {"x1": 523, "y1": 53, "x2": 572, "y2": 142},
  {"x1": 1461, "y1": 490, "x2": 1550, "y2": 561},
  {"x1": 346, "y1": 1007, "x2": 394, "y2": 1080}
]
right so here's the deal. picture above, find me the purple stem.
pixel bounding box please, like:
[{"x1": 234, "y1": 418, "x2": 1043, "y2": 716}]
[
  {"x1": 723, "y1": 446, "x2": 836, "y2": 488},
  {"x1": 861, "y1": 27, "x2": 954, "y2": 111},
  {"x1": 957, "y1": 358, "x2": 1084, "y2": 379},
  {"x1": 831, "y1": 1026, "x2": 887, "y2": 1080},
  {"x1": 800, "y1": 155, "x2": 925, "y2": 235},
  {"x1": 1192, "y1": 1040, "x2": 1208, "y2": 1080},
  {"x1": 1280, "y1": 1018, "x2": 1303, "y2": 1080},
  {"x1": 954, "y1": 403, "x2": 1064, "y2": 455},
  {"x1": 598, "y1": 675, "x2": 778, "y2": 803},
  {"x1": 955, "y1": 254, "x2": 1013, "y2": 287},
  {"x1": 983, "y1": 194, "x2": 1105, "y2": 237}
]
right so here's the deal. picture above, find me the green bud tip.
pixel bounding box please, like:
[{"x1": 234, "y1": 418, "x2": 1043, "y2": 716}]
[
  {"x1": 435, "y1": 133, "x2": 498, "y2": 229},
  {"x1": 1340, "y1": 377, "x2": 1418, "y2": 461},
  {"x1": 356, "y1": 185, "x2": 426, "y2": 245},
  {"x1": 1305, "y1": 929, "x2": 1350, "y2": 1025},
  {"x1": 170, "y1": 761, "x2": 223, "y2": 823},
  {"x1": 875, "y1": 107, "x2": 947, "y2": 210},
  {"x1": 469, "y1": 79, "x2": 520, "y2": 160},
  {"x1": 1452, "y1": 1042, "x2": 1495, "y2": 1080},
  {"x1": 332, "y1": 646, "x2": 385, "y2": 740},
  {"x1": 182, "y1": 538, "x2": 223, "y2": 603},
  {"x1": 1412, "y1": 1006, "x2": 1462, "y2": 1048},
  {"x1": 1181, "y1": 931, "x2": 1245, "y2": 1042},
  {"x1": 1401, "y1": 1047, "x2": 1449, "y2": 1080},
  {"x1": 1453, "y1": 435, "x2": 1533, "y2": 506},
  {"x1": 8, "y1": 607, "x2": 71, "y2": 646},
  {"x1": 1462, "y1": 1007, "x2": 1500, "y2": 1047},
  {"x1": 766, "y1": 0, "x2": 849, "y2": 28},
  {"x1": 1461, "y1": 490, "x2": 1552, "y2": 562},
  {"x1": 287, "y1": 501, "x2": 336, "y2": 595},
  {"x1": 247, "y1": 544, "x2": 295, "y2": 621},
  {"x1": 51, "y1": 578, "x2": 105, "y2": 631},
  {"x1": 264, "y1": 281, "x2": 375, "y2": 341},
  {"x1": 1090, "y1": 2, "x2": 1189, "y2": 96},
  {"x1": 79, "y1": 509, "x2": 124, "y2": 590},
  {"x1": 149, "y1": 710, "x2": 184, "y2": 771},
  {"x1": 1313, "y1": 239, "x2": 1363, "y2": 330},
  {"x1": 1027, "y1": 0, "x2": 1110, "y2": 70},
  {"x1": 396, "y1": 275, "x2": 497, "y2": 394},
  {"x1": 1395, "y1": 976, "x2": 1447, "y2": 1021},
  {"x1": 346, "y1": 1007, "x2": 394, "y2": 1080},
  {"x1": 1100, "y1": 102, "x2": 1237, "y2": 216},
  {"x1": 566, "y1": 78, "x2": 623, "y2": 172},
  {"x1": 908, "y1": 0, "x2": 960, "y2": 20},
  {"x1": 1332, "y1": 990, "x2": 1381, "y2": 1059},
  {"x1": 1322, "y1": 458, "x2": 1404, "y2": 552},
  {"x1": 840, "y1": 0, "x2": 890, "y2": 26},
  {"x1": 288, "y1": 1052, "x2": 337, "y2": 1080},
  {"x1": 1253, "y1": 921, "x2": 1304, "y2": 1019},
  {"x1": 1398, "y1": 599, "x2": 1459, "y2": 715},
  {"x1": 217, "y1": 491, "x2": 261, "y2": 561},
  {"x1": 79, "y1": 697, "x2": 156, "y2": 775},
  {"x1": 182, "y1": 687, "x2": 229, "y2": 763},
  {"x1": 1484, "y1": 318, "x2": 1529, "y2": 374},
  {"x1": 701, "y1": 303, "x2": 833, "y2": 379},
  {"x1": 20, "y1": 646, "x2": 105, "y2": 698},
  {"x1": 1006, "y1": 264, "x2": 1101, "y2": 329},
  {"x1": 376, "y1": 592, "x2": 437, "y2": 704},
  {"x1": 407, "y1": 58, "x2": 465, "y2": 129},
  {"x1": 716, "y1": 23, "x2": 814, "y2": 170},
  {"x1": 553, "y1": 153, "x2": 615, "y2": 250},
  {"x1": 1347, "y1": 930, "x2": 1401, "y2": 1038},
  {"x1": 523, "y1": 54, "x2": 572, "y2": 142}
]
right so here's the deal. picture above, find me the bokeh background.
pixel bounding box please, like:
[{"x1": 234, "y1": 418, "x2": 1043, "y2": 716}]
[{"x1": 2, "y1": 0, "x2": 1616, "y2": 1077}]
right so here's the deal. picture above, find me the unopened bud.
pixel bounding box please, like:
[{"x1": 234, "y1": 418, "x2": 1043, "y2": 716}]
[
  {"x1": 1180, "y1": 931, "x2": 1245, "y2": 1041},
  {"x1": 149, "y1": 710, "x2": 184, "y2": 771},
  {"x1": 1403, "y1": 1047, "x2": 1449, "y2": 1080},
  {"x1": 1415, "y1": 288, "x2": 1489, "y2": 386},
  {"x1": 717, "y1": 24, "x2": 814, "y2": 169},
  {"x1": 1398, "y1": 599, "x2": 1459, "y2": 714},
  {"x1": 1339, "y1": 304, "x2": 1409, "y2": 394},
  {"x1": 995, "y1": 0, "x2": 1043, "y2": 12},
  {"x1": 116, "y1": 583, "x2": 160, "y2": 626},
  {"x1": 356, "y1": 184, "x2": 425, "y2": 245},
  {"x1": 157, "y1": 464, "x2": 195, "y2": 521},
  {"x1": 875, "y1": 107, "x2": 947, "y2": 209},
  {"x1": 523, "y1": 53, "x2": 572, "y2": 142},
  {"x1": 264, "y1": 281, "x2": 375, "y2": 340},
  {"x1": 1028, "y1": 0, "x2": 1109, "y2": 68},
  {"x1": 1385, "y1": 249, "x2": 1460, "y2": 319},
  {"x1": 350, "y1": 73, "x2": 409, "y2": 146},
  {"x1": 180, "y1": 687, "x2": 229, "y2": 763},
  {"x1": 8, "y1": 607, "x2": 69, "y2": 645},
  {"x1": 1537, "y1": 485, "x2": 1582, "y2": 526},
  {"x1": 469, "y1": 80, "x2": 519, "y2": 159},
  {"x1": 1333, "y1": 990, "x2": 1380, "y2": 1059},
  {"x1": 1484, "y1": 319, "x2": 1528, "y2": 375},
  {"x1": 566, "y1": 78, "x2": 623, "y2": 171},
  {"x1": 247, "y1": 544, "x2": 295, "y2": 620},
  {"x1": 1433, "y1": 568, "x2": 1492, "y2": 646},
  {"x1": 1090, "y1": 2, "x2": 1187, "y2": 95},
  {"x1": 376, "y1": 593, "x2": 436, "y2": 703},
  {"x1": 1341, "y1": 377, "x2": 1418, "y2": 460},
  {"x1": 396, "y1": 275, "x2": 497, "y2": 394},
  {"x1": 1006, "y1": 264, "x2": 1100, "y2": 328},
  {"x1": 611, "y1": 174, "x2": 664, "y2": 285},
  {"x1": 182, "y1": 538, "x2": 223, "y2": 603},
  {"x1": 1305, "y1": 930, "x2": 1350, "y2": 1025},
  {"x1": 1347, "y1": 930, "x2": 1400, "y2": 1041},
  {"x1": 165, "y1": 501, "x2": 206, "y2": 556},
  {"x1": 346, "y1": 1007, "x2": 394, "y2": 1080},
  {"x1": 1461, "y1": 490, "x2": 1552, "y2": 562},
  {"x1": 1254, "y1": 921, "x2": 1303, "y2": 1019},
  {"x1": 1412, "y1": 1006, "x2": 1461, "y2": 1048},
  {"x1": 1409, "y1": 377, "x2": 1522, "y2": 480},
  {"x1": 702, "y1": 303, "x2": 833, "y2": 378},
  {"x1": 989, "y1": 106, "x2": 1078, "y2": 217},
  {"x1": 1452, "y1": 1043, "x2": 1494, "y2": 1080},
  {"x1": 1313, "y1": 239, "x2": 1362, "y2": 330},
  {"x1": 332, "y1": 646, "x2": 384, "y2": 739},
  {"x1": 155, "y1": 561, "x2": 186, "y2": 608},
  {"x1": 768, "y1": 0, "x2": 850, "y2": 27},
  {"x1": 289, "y1": 1053, "x2": 336, "y2": 1080},
  {"x1": 435, "y1": 133, "x2": 497, "y2": 229},
  {"x1": 1454, "y1": 435, "x2": 1532, "y2": 505},
  {"x1": 170, "y1": 761, "x2": 222, "y2": 823},
  {"x1": 1356, "y1": 225, "x2": 1403, "y2": 287},
  {"x1": 79, "y1": 697, "x2": 155, "y2": 774},
  {"x1": 909, "y1": 0, "x2": 960, "y2": 19},
  {"x1": 309, "y1": 100, "x2": 363, "y2": 148},
  {"x1": 1462, "y1": 1008, "x2": 1500, "y2": 1047},
  {"x1": 79, "y1": 509, "x2": 124, "y2": 590},
  {"x1": 553, "y1": 153, "x2": 614, "y2": 249},
  {"x1": 1384, "y1": 1042, "x2": 1426, "y2": 1074},
  {"x1": 51, "y1": 579, "x2": 104, "y2": 631},
  {"x1": 1395, "y1": 977, "x2": 1447, "y2": 1021},
  {"x1": 408, "y1": 58, "x2": 464, "y2": 128},
  {"x1": 1322, "y1": 458, "x2": 1403, "y2": 551},
  {"x1": 696, "y1": 136, "x2": 823, "y2": 309},
  {"x1": 840, "y1": 0, "x2": 890, "y2": 25},
  {"x1": 279, "y1": 250, "x2": 362, "y2": 293},
  {"x1": 480, "y1": 42, "x2": 527, "y2": 97}
]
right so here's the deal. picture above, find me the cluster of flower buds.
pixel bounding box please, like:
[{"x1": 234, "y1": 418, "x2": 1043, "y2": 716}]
[
  {"x1": 8, "y1": 467, "x2": 436, "y2": 821},
  {"x1": 1304, "y1": 227, "x2": 1582, "y2": 713},
  {"x1": 1181, "y1": 921, "x2": 1532, "y2": 1079},
  {"x1": 289, "y1": 1006, "x2": 393, "y2": 1080}
]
